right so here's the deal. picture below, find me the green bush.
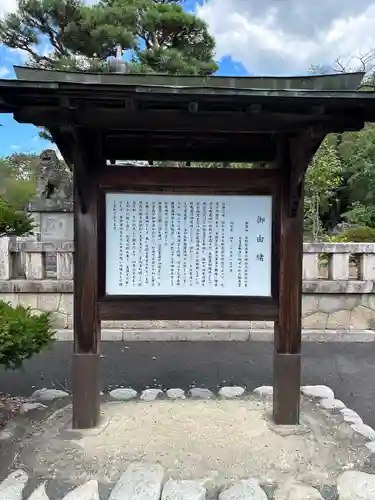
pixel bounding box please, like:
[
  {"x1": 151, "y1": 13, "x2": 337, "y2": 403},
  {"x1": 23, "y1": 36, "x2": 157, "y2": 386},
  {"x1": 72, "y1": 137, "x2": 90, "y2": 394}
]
[
  {"x1": 335, "y1": 226, "x2": 375, "y2": 242},
  {"x1": 0, "y1": 301, "x2": 55, "y2": 370},
  {"x1": 0, "y1": 197, "x2": 34, "y2": 237}
]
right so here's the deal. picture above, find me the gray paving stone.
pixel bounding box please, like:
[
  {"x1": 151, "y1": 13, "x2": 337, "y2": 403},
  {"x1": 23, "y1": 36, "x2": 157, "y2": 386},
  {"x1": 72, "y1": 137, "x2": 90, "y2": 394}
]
[
  {"x1": 219, "y1": 479, "x2": 267, "y2": 500},
  {"x1": 110, "y1": 388, "x2": 138, "y2": 401},
  {"x1": 253, "y1": 386, "x2": 273, "y2": 397},
  {"x1": 61, "y1": 480, "x2": 99, "y2": 500},
  {"x1": 21, "y1": 402, "x2": 48, "y2": 413},
  {"x1": 340, "y1": 408, "x2": 363, "y2": 425},
  {"x1": 0, "y1": 470, "x2": 28, "y2": 500},
  {"x1": 274, "y1": 481, "x2": 324, "y2": 499},
  {"x1": 319, "y1": 399, "x2": 345, "y2": 410},
  {"x1": 365, "y1": 441, "x2": 375, "y2": 453},
  {"x1": 351, "y1": 424, "x2": 375, "y2": 441},
  {"x1": 218, "y1": 386, "x2": 245, "y2": 399},
  {"x1": 109, "y1": 463, "x2": 165, "y2": 500},
  {"x1": 301, "y1": 385, "x2": 334, "y2": 400},
  {"x1": 337, "y1": 470, "x2": 375, "y2": 500},
  {"x1": 27, "y1": 483, "x2": 49, "y2": 500},
  {"x1": 162, "y1": 480, "x2": 206, "y2": 500},
  {"x1": 140, "y1": 389, "x2": 163, "y2": 402},
  {"x1": 188, "y1": 388, "x2": 214, "y2": 399},
  {"x1": 31, "y1": 388, "x2": 69, "y2": 401},
  {"x1": 319, "y1": 485, "x2": 338, "y2": 500},
  {"x1": 166, "y1": 389, "x2": 186, "y2": 400}
]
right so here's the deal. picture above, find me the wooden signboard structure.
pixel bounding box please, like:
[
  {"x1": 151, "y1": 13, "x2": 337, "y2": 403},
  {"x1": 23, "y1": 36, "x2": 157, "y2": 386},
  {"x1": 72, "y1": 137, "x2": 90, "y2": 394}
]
[{"x1": 1, "y1": 67, "x2": 375, "y2": 429}]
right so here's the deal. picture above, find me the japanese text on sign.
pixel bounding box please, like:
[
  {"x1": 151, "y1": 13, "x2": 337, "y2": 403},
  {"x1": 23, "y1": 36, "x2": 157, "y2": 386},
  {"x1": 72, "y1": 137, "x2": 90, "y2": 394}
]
[{"x1": 106, "y1": 193, "x2": 272, "y2": 296}]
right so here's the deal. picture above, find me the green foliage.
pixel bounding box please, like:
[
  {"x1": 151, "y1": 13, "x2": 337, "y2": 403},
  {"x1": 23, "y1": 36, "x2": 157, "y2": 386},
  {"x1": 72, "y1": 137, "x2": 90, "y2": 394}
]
[
  {"x1": 0, "y1": 301, "x2": 55, "y2": 370},
  {"x1": 339, "y1": 124, "x2": 375, "y2": 227},
  {"x1": 0, "y1": 0, "x2": 218, "y2": 75},
  {"x1": 0, "y1": 153, "x2": 39, "y2": 209},
  {"x1": 335, "y1": 226, "x2": 375, "y2": 242},
  {"x1": 304, "y1": 138, "x2": 343, "y2": 240},
  {"x1": 342, "y1": 201, "x2": 375, "y2": 227},
  {"x1": 0, "y1": 197, "x2": 34, "y2": 237}
]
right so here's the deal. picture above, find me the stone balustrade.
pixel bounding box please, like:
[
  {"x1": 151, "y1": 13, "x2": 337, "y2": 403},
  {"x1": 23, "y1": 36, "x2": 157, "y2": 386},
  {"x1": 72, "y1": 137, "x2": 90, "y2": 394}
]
[
  {"x1": 1, "y1": 238, "x2": 375, "y2": 333},
  {"x1": 303, "y1": 242, "x2": 375, "y2": 281}
]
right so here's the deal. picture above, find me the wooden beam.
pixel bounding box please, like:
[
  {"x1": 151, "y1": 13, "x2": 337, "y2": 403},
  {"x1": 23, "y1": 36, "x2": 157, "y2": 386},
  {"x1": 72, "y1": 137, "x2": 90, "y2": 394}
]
[
  {"x1": 14, "y1": 107, "x2": 364, "y2": 134},
  {"x1": 97, "y1": 165, "x2": 282, "y2": 191},
  {"x1": 58, "y1": 128, "x2": 104, "y2": 429},
  {"x1": 50, "y1": 126, "x2": 102, "y2": 213},
  {"x1": 287, "y1": 127, "x2": 326, "y2": 217},
  {"x1": 103, "y1": 145, "x2": 277, "y2": 162},
  {"x1": 273, "y1": 137, "x2": 304, "y2": 425},
  {"x1": 98, "y1": 297, "x2": 278, "y2": 321}
]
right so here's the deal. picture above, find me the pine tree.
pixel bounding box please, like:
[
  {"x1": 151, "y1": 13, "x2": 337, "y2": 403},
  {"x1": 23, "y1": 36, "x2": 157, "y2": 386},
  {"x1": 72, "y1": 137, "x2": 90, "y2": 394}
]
[{"x1": 0, "y1": 0, "x2": 218, "y2": 75}]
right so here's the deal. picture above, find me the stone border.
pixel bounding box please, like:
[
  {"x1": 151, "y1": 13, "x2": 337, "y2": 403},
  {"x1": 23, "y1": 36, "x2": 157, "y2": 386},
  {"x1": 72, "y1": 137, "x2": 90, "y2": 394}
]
[
  {"x1": 3, "y1": 279, "x2": 375, "y2": 294},
  {"x1": 53, "y1": 328, "x2": 375, "y2": 342},
  {"x1": 2, "y1": 384, "x2": 375, "y2": 499}
]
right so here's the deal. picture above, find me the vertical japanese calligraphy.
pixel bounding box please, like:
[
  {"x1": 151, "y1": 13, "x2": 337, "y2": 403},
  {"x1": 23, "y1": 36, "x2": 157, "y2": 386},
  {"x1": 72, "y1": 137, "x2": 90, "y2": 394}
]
[{"x1": 106, "y1": 193, "x2": 272, "y2": 296}]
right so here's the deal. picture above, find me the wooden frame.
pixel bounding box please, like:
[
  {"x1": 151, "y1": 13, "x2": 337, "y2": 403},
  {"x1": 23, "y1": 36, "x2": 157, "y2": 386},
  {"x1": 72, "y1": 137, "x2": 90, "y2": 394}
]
[
  {"x1": 96, "y1": 166, "x2": 281, "y2": 322},
  {"x1": 5, "y1": 69, "x2": 368, "y2": 430}
]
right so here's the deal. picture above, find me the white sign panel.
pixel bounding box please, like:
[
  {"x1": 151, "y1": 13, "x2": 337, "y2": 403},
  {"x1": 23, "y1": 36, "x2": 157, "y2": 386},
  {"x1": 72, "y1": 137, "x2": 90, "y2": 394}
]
[{"x1": 105, "y1": 193, "x2": 272, "y2": 297}]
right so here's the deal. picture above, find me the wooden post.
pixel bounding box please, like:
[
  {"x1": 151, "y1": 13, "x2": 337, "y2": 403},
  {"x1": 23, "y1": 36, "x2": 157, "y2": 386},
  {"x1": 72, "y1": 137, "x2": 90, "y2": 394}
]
[
  {"x1": 273, "y1": 138, "x2": 303, "y2": 425},
  {"x1": 71, "y1": 131, "x2": 101, "y2": 429}
]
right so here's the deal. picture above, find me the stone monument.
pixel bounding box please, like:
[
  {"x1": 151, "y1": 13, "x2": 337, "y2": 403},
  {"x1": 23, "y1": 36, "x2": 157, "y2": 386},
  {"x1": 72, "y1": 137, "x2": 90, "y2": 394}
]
[{"x1": 28, "y1": 149, "x2": 74, "y2": 241}]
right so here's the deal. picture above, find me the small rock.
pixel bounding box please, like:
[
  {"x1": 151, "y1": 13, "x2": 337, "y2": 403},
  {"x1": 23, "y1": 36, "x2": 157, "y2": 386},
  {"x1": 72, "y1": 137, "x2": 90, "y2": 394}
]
[
  {"x1": 269, "y1": 423, "x2": 310, "y2": 437},
  {"x1": 0, "y1": 470, "x2": 28, "y2": 500},
  {"x1": 162, "y1": 480, "x2": 206, "y2": 500},
  {"x1": 197, "y1": 472, "x2": 225, "y2": 494},
  {"x1": 21, "y1": 402, "x2": 48, "y2": 413},
  {"x1": 337, "y1": 470, "x2": 375, "y2": 500},
  {"x1": 0, "y1": 427, "x2": 14, "y2": 440},
  {"x1": 274, "y1": 481, "x2": 324, "y2": 499},
  {"x1": 365, "y1": 441, "x2": 375, "y2": 453},
  {"x1": 28, "y1": 482, "x2": 50, "y2": 500},
  {"x1": 188, "y1": 388, "x2": 214, "y2": 399},
  {"x1": 319, "y1": 398, "x2": 345, "y2": 410},
  {"x1": 218, "y1": 386, "x2": 245, "y2": 399},
  {"x1": 110, "y1": 388, "x2": 138, "y2": 401},
  {"x1": 62, "y1": 480, "x2": 100, "y2": 500},
  {"x1": 31, "y1": 388, "x2": 69, "y2": 402},
  {"x1": 341, "y1": 408, "x2": 363, "y2": 425},
  {"x1": 166, "y1": 389, "x2": 186, "y2": 400},
  {"x1": 109, "y1": 463, "x2": 165, "y2": 500},
  {"x1": 219, "y1": 479, "x2": 267, "y2": 500},
  {"x1": 301, "y1": 385, "x2": 334, "y2": 400},
  {"x1": 140, "y1": 389, "x2": 163, "y2": 401},
  {"x1": 351, "y1": 424, "x2": 375, "y2": 441},
  {"x1": 253, "y1": 386, "x2": 273, "y2": 397}
]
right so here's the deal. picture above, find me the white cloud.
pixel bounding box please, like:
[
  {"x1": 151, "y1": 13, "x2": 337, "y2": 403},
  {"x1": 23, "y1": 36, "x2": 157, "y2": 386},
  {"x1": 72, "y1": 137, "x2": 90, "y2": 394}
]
[
  {"x1": 0, "y1": 0, "x2": 17, "y2": 16},
  {"x1": 197, "y1": 0, "x2": 375, "y2": 75}
]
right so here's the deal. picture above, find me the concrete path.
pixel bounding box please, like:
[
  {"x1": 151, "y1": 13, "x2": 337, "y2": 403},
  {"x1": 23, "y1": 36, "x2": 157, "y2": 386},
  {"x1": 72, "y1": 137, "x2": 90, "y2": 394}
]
[{"x1": 1, "y1": 340, "x2": 375, "y2": 427}]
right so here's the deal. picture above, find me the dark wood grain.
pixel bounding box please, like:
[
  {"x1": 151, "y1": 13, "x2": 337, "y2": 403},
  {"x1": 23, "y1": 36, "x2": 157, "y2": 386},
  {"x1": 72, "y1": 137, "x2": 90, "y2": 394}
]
[
  {"x1": 18, "y1": 108, "x2": 344, "y2": 132},
  {"x1": 73, "y1": 131, "x2": 101, "y2": 354},
  {"x1": 97, "y1": 166, "x2": 281, "y2": 317},
  {"x1": 98, "y1": 166, "x2": 281, "y2": 191},
  {"x1": 273, "y1": 137, "x2": 304, "y2": 425},
  {"x1": 98, "y1": 297, "x2": 278, "y2": 321},
  {"x1": 103, "y1": 144, "x2": 277, "y2": 162},
  {"x1": 71, "y1": 129, "x2": 103, "y2": 429}
]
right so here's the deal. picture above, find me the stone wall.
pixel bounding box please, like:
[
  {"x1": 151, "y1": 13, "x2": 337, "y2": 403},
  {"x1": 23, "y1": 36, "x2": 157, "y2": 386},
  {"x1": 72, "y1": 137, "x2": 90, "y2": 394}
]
[{"x1": 1, "y1": 236, "x2": 375, "y2": 333}]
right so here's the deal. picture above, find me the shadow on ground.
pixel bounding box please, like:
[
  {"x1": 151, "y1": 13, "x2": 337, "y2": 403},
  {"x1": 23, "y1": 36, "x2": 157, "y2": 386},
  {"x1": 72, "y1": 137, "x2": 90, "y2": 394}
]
[{"x1": 1, "y1": 341, "x2": 375, "y2": 426}]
